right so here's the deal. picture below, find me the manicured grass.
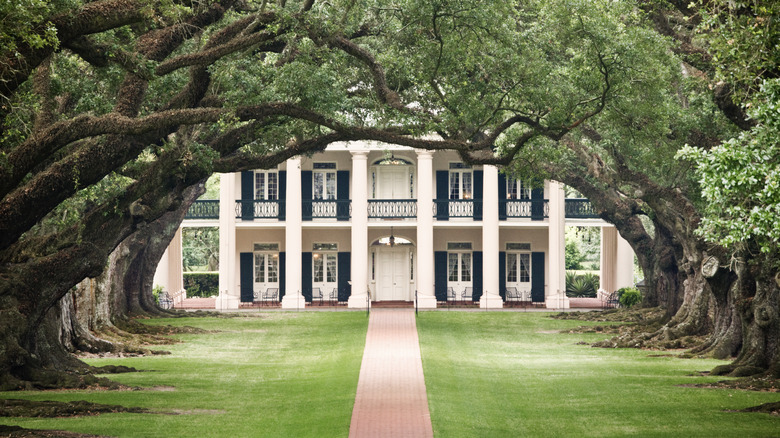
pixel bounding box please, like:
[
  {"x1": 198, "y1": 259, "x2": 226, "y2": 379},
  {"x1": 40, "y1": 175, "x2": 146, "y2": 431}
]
[
  {"x1": 417, "y1": 312, "x2": 780, "y2": 438},
  {"x1": 0, "y1": 312, "x2": 368, "y2": 437}
]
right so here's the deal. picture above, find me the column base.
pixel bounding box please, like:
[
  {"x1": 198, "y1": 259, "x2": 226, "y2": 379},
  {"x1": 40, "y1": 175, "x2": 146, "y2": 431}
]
[
  {"x1": 215, "y1": 293, "x2": 239, "y2": 310},
  {"x1": 545, "y1": 294, "x2": 570, "y2": 309},
  {"x1": 348, "y1": 294, "x2": 371, "y2": 309},
  {"x1": 416, "y1": 295, "x2": 438, "y2": 309},
  {"x1": 479, "y1": 294, "x2": 504, "y2": 309},
  {"x1": 281, "y1": 294, "x2": 306, "y2": 309}
]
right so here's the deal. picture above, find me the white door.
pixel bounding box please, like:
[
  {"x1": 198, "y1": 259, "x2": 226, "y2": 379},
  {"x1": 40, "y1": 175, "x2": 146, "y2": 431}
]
[
  {"x1": 376, "y1": 248, "x2": 410, "y2": 301},
  {"x1": 378, "y1": 167, "x2": 410, "y2": 199}
]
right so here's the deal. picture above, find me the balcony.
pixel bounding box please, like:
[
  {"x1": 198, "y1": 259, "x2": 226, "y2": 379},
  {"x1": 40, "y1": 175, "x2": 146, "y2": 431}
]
[
  {"x1": 368, "y1": 199, "x2": 417, "y2": 219},
  {"x1": 565, "y1": 198, "x2": 599, "y2": 219},
  {"x1": 500, "y1": 199, "x2": 549, "y2": 220},
  {"x1": 433, "y1": 199, "x2": 482, "y2": 220},
  {"x1": 235, "y1": 200, "x2": 286, "y2": 220},
  {"x1": 303, "y1": 199, "x2": 351, "y2": 220},
  {"x1": 185, "y1": 200, "x2": 220, "y2": 220}
]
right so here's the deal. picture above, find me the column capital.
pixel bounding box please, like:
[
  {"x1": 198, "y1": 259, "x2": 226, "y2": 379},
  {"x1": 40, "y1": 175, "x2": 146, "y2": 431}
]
[
  {"x1": 415, "y1": 149, "x2": 434, "y2": 159},
  {"x1": 351, "y1": 150, "x2": 369, "y2": 159}
]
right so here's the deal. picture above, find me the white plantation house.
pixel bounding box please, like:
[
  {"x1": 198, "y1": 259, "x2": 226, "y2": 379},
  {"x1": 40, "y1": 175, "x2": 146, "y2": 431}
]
[{"x1": 154, "y1": 142, "x2": 635, "y2": 309}]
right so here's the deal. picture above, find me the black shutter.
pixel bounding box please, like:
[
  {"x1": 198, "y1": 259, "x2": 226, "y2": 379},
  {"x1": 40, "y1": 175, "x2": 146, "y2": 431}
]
[
  {"x1": 302, "y1": 252, "x2": 312, "y2": 302},
  {"x1": 498, "y1": 173, "x2": 507, "y2": 220},
  {"x1": 499, "y1": 251, "x2": 506, "y2": 301},
  {"x1": 473, "y1": 170, "x2": 483, "y2": 221},
  {"x1": 241, "y1": 171, "x2": 254, "y2": 220},
  {"x1": 279, "y1": 252, "x2": 286, "y2": 300},
  {"x1": 434, "y1": 251, "x2": 448, "y2": 301},
  {"x1": 531, "y1": 252, "x2": 545, "y2": 303},
  {"x1": 278, "y1": 170, "x2": 286, "y2": 221},
  {"x1": 435, "y1": 171, "x2": 449, "y2": 221},
  {"x1": 240, "y1": 252, "x2": 254, "y2": 302},
  {"x1": 531, "y1": 187, "x2": 544, "y2": 221},
  {"x1": 337, "y1": 170, "x2": 350, "y2": 221},
  {"x1": 472, "y1": 251, "x2": 483, "y2": 301},
  {"x1": 302, "y1": 171, "x2": 313, "y2": 221},
  {"x1": 338, "y1": 252, "x2": 351, "y2": 301}
]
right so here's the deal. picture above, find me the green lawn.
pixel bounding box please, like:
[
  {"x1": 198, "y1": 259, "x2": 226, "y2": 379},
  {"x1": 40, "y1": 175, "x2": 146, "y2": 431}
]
[
  {"x1": 417, "y1": 312, "x2": 780, "y2": 438},
  {"x1": 0, "y1": 312, "x2": 368, "y2": 437},
  {"x1": 2, "y1": 311, "x2": 779, "y2": 437}
]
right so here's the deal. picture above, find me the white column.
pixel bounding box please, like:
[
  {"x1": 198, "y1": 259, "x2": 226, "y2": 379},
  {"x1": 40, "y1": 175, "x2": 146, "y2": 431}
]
[
  {"x1": 546, "y1": 181, "x2": 570, "y2": 309},
  {"x1": 282, "y1": 157, "x2": 305, "y2": 309},
  {"x1": 415, "y1": 150, "x2": 437, "y2": 308},
  {"x1": 167, "y1": 228, "x2": 185, "y2": 301},
  {"x1": 600, "y1": 226, "x2": 617, "y2": 293},
  {"x1": 616, "y1": 231, "x2": 635, "y2": 290},
  {"x1": 348, "y1": 151, "x2": 370, "y2": 308},
  {"x1": 480, "y1": 165, "x2": 503, "y2": 309},
  {"x1": 216, "y1": 172, "x2": 239, "y2": 309}
]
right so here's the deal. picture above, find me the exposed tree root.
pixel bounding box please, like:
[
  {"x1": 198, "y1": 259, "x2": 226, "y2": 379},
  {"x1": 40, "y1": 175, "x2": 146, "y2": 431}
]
[
  {"x1": 0, "y1": 399, "x2": 150, "y2": 418},
  {"x1": 0, "y1": 425, "x2": 106, "y2": 437}
]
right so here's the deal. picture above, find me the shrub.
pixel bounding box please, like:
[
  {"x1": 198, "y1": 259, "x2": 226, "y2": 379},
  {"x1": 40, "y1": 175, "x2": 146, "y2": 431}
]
[
  {"x1": 183, "y1": 272, "x2": 219, "y2": 297},
  {"x1": 566, "y1": 272, "x2": 600, "y2": 297},
  {"x1": 153, "y1": 285, "x2": 165, "y2": 305},
  {"x1": 618, "y1": 287, "x2": 642, "y2": 308}
]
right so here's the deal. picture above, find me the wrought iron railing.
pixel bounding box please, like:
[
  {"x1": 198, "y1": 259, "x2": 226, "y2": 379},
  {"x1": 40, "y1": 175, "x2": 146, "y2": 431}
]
[
  {"x1": 565, "y1": 198, "x2": 599, "y2": 218},
  {"x1": 234, "y1": 200, "x2": 285, "y2": 219},
  {"x1": 500, "y1": 199, "x2": 549, "y2": 219},
  {"x1": 185, "y1": 200, "x2": 220, "y2": 219},
  {"x1": 368, "y1": 199, "x2": 417, "y2": 218},
  {"x1": 433, "y1": 199, "x2": 482, "y2": 219},
  {"x1": 303, "y1": 199, "x2": 351, "y2": 220}
]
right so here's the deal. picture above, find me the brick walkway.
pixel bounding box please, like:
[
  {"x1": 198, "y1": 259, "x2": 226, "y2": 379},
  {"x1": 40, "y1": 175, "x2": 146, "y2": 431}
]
[{"x1": 349, "y1": 309, "x2": 434, "y2": 438}]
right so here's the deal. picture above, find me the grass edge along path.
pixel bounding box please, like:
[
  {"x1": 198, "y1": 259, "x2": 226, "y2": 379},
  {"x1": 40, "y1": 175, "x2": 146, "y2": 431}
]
[
  {"x1": 417, "y1": 311, "x2": 780, "y2": 438},
  {"x1": 0, "y1": 312, "x2": 368, "y2": 437}
]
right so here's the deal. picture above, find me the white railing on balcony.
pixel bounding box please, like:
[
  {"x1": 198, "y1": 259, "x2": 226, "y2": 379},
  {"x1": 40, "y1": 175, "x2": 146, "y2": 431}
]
[{"x1": 368, "y1": 199, "x2": 417, "y2": 218}]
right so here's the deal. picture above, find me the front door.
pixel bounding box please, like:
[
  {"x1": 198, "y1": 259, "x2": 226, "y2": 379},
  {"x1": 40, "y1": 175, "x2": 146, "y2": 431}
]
[
  {"x1": 376, "y1": 248, "x2": 410, "y2": 301},
  {"x1": 378, "y1": 167, "x2": 411, "y2": 199}
]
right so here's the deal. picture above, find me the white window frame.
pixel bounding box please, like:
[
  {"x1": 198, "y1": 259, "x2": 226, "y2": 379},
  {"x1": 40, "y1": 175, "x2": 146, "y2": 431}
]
[
  {"x1": 507, "y1": 178, "x2": 531, "y2": 200},
  {"x1": 449, "y1": 163, "x2": 473, "y2": 200},
  {"x1": 254, "y1": 170, "x2": 278, "y2": 201},
  {"x1": 313, "y1": 162, "x2": 337, "y2": 200},
  {"x1": 253, "y1": 243, "x2": 280, "y2": 289}
]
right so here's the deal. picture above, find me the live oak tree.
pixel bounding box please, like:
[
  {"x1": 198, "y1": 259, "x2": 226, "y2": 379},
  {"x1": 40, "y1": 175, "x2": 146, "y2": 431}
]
[
  {"x1": 0, "y1": 0, "x2": 661, "y2": 389},
  {"x1": 2, "y1": 0, "x2": 773, "y2": 392}
]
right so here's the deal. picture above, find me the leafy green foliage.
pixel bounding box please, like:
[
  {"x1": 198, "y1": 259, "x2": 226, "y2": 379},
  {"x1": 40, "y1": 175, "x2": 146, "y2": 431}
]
[
  {"x1": 182, "y1": 227, "x2": 218, "y2": 272},
  {"x1": 565, "y1": 272, "x2": 599, "y2": 297},
  {"x1": 618, "y1": 286, "x2": 642, "y2": 307},
  {"x1": 678, "y1": 79, "x2": 780, "y2": 253},
  {"x1": 182, "y1": 272, "x2": 218, "y2": 297},
  {"x1": 565, "y1": 241, "x2": 584, "y2": 270}
]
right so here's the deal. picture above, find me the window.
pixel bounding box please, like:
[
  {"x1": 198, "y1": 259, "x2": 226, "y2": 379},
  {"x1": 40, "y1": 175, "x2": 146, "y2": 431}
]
[
  {"x1": 313, "y1": 243, "x2": 337, "y2": 284},
  {"x1": 255, "y1": 171, "x2": 278, "y2": 200},
  {"x1": 448, "y1": 253, "x2": 472, "y2": 282},
  {"x1": 447, "y1": 242, "x2": 472, "y2": 283},
  {"x1": 507, "y1": 178, "x2": 531, "y2": 200},
  {"x1": 253, "y1": 243, "x2": 280, "y2": 285},
  {"x1": 313, "y1": 163, "x2": 336, "y2": 200},
  {"x1": 449, "y1": 163, "x2": 473, "y2": 200},
  {"x1": 506, "y1": 243, "x2": 531, "y2": 285}
]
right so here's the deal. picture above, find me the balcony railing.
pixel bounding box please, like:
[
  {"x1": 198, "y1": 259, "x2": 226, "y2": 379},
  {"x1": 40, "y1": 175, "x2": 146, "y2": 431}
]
[
  {"x1": 303, "y1": 199, "x2": 351, "y2": 220},
  {"x1": 235, "y1": 200, "x2": 286, "y2": 219},
  {"x1": 500, "y1": 199, "x2": 549, "y2": 219},
  {"x1": 433, "y1": 199, "x2": 482, "y2": 219},
  {"x1": 565, "y1": 198, "x2": 599, "y2": 218},
  {"x1": 368, "y1": 199, "x2": 417, "y2": 218},
  {"x1": 185, "y1": 200, "x2": 220, "y2": 219}
]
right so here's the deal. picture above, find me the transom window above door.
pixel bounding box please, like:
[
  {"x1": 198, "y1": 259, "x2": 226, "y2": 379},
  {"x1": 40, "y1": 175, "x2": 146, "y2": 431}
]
[
  {"x1": 255, "y1": 170, "x2": 278, "y2": 200},
  {"x1": 313, "y1": 162, "x2": 337, "y2": 200}
]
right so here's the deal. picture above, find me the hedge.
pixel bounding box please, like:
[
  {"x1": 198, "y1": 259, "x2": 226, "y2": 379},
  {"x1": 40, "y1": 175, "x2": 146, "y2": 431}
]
[{"x1": 183, "y1": 272, "x2": 219, "y2": 298}]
